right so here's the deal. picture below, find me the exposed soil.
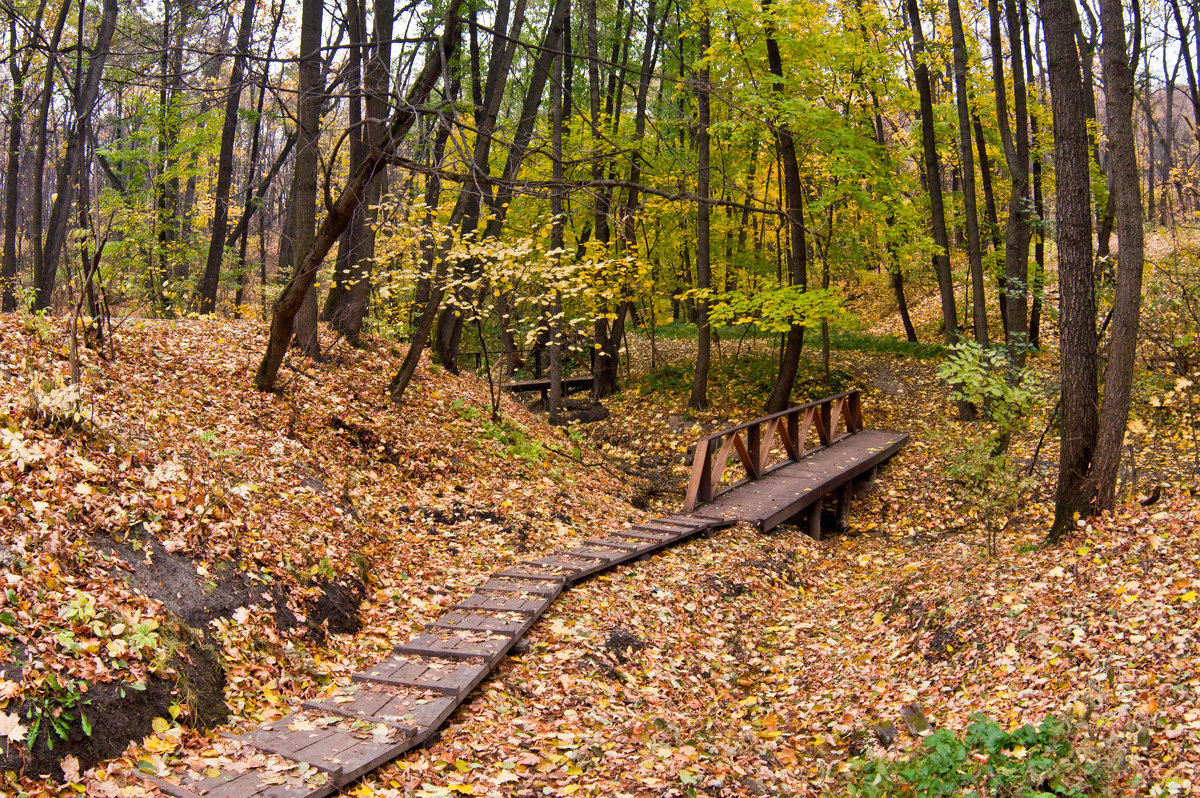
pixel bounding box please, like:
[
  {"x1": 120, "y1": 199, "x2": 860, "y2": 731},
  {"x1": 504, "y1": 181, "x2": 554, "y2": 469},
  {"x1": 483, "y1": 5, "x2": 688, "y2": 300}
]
[{"x1": 0, "y1": 621, "x2": 225, "y2": 780}]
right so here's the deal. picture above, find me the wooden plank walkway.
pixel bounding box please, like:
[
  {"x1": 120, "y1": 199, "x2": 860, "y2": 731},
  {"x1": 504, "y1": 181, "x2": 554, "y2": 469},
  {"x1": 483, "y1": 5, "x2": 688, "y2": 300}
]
[
  {"x1": 133, "y1": 389, "x2": 906, "y2": 797},
  {"x1": 685, "y1": 389, "x2": 908, "y2": 534},
  {"x1": 135, "y1": 513, "x2": 733, "y2": 798}
]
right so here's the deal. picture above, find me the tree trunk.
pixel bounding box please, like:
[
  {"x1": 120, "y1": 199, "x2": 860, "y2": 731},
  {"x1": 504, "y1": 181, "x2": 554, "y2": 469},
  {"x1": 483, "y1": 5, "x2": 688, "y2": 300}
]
[
  {"x1": 28, "y1": 0, "x2": 70, "y2": 310},
  {"x1": 948, "y1": 0, "x2": 987, "y2": 346},
  {"x1": 990, "y1": 0, "x2": 1031, "y2": 361},
  {"x1": 255, "y1": 0, "x2": 464, "y2": 391},
  {"x1": 689, "y1": 21, "x2": 711, "y2": 411},
  {"x1": 433, "y1": 0, "x2": 526, "y2": 372},
  {"x1": 290, "y1": 0, "x2": 325, "y2": 357},
  {"x1": 1089, "y1": 0, "x2": 1144, "y2": 512},
  {"x1": 763, "y1": 0, "x2": 810, "y2": 413},
  {"x1": 322, "y1": 0, "x2": 365, "y2": 324},
  {"x1": 1043, "y1": 0, "x2": 1098, "y2": 542},
  {"x1": 906, "y1": 0, "x2": 959, "y2": 345},
  {"x1": 34, "y1": 0, "x2": 118, "y2": 310},
  {"x1": 1, "y1": 0, "x2": 49, "y2": 311},
  {"x1": 198, "y1": 0, "x2": 257, "y2": 313},
  {"x1": 332, "y1": 0, "x2": 394, "y2": 341}
]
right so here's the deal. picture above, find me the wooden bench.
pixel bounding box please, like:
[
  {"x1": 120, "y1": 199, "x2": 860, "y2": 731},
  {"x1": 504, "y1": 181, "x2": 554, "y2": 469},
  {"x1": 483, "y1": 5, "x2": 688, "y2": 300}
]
[{"x1": 503, "y1": 375, "x2": 594, "y2": 403}]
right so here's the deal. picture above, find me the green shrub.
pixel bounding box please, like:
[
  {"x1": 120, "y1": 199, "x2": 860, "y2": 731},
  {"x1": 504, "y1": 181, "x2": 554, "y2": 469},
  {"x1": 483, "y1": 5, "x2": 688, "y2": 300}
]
[{"x1": 850, "y1": 714, "x2": 1116, "y2": 797}]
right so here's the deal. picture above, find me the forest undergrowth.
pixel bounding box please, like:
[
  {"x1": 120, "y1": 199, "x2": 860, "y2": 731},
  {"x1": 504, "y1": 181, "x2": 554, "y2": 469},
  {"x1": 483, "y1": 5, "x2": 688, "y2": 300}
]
[{"x1": 1, "y1": 305, "x2": 1198, "y2": 797}]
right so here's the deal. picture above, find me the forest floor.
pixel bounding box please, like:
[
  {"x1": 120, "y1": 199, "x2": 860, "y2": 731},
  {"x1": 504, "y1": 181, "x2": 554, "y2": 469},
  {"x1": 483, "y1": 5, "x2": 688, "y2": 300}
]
[{"x1": 1, "y1": 304, "x2": 1199, "y2": 797}]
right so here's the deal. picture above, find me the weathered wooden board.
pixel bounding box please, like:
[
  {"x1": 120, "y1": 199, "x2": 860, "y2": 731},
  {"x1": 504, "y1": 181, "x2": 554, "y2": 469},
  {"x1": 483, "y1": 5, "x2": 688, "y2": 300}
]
[
  {"x1": 352, "y1": 655, "x2": 492, "y2": 696},
  {"x1": 429, "y1": 609, "x2": 533, "y2": 636},
  {"x1": 237, "y1": 714, "x2": 414, "y2": 782},
  {"x1": 476, "y1": 576, "x2": 563, "y2": 595},
  {"x1": 303, "y1": 684, "x2": 458, "y2": 731},
  {"x1": 396, "y1": 628, "x2": 514, "y2": 662},
  {"x1": 452, "y1": 591, "x2": 553, "y2": 615}
]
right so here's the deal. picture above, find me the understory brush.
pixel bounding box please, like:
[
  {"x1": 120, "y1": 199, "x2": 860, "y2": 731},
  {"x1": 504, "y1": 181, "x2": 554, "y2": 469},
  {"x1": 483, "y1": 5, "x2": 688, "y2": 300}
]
[
  {"x1": 848, "y1": 714, "x2": 1121, "y2": 797},
  {"x1": 937, "y1": 340, "x2": 1040, "y2": 556}
]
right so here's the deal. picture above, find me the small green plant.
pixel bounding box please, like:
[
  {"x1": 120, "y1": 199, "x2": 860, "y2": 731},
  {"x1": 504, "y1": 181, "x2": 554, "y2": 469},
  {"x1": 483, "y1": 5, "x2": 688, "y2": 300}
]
[
  {"x1": 849, "y1": 714, "x2": 1117, "y2": 797},
  {"x1": 25, "y1": 674, "x2": 91, "y2": 751},
  {"x1": 937, "y1": 341, "x2": 1039, "y2": 556}
]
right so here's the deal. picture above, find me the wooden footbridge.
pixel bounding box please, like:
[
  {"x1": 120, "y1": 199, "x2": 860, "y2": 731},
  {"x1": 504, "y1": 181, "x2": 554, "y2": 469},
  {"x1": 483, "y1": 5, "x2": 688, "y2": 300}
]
[
  {"x1": 135, "y1": 390, "x2": 904, "y2": 798},
  {"x1": 684, "y1": 390, "x2": 908, "y2": 536}
]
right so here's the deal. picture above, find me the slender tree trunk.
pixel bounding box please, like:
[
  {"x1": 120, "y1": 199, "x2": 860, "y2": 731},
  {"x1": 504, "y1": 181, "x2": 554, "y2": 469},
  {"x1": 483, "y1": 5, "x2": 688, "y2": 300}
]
[
  {"x1": 198, "y1": 0, "x2": 257, "y2": 313},
  {"x1": 906, "y1": 0, "x2": 959, "y2": 345},
  {"x1": 234, "y1": 4, "x2": 285, "y2": 315},
  {"x1": 1043, "y1": 0, "x2": 1098, "y2": 542},
  {"x1": 29, "y1": 0, "x2": 70, "y2": 308},
  {"x1": 1, "y1": 0, "x2": 49, "y2": 311},
  {"x1": 333, "y1": 0, "x2": 395, "y2": 341},
  {"x1": 689, "y1": 21, "x2": 711, "y2": 410},
  {"x1": 433, "y1": 0, "x2": 526, "y2": 372},
  {"x1": 34, "y1": 0, "x2": 118, "y2": 309},
  {"x1": 763, "y1": 0, "x2": 810, "y2": 413},
  {"x1": 1089, "y1": 0, "x2": 1144, "y2": 512},
  {"x1": 1025, "y1": 3, "x2": 1045, "y2": 347},
  {"x1": 289, "y1": 0, "x2": 325, "y2": 357},
  {"x1": 990, "y1": 0, "x2": 1032, "y2": 361},
  {"x1": 323, "y1": 0, "x2": 365, "y2": 323},
  {"x1": 948, "y1": 0, "x2": 987, "y2": 346}
]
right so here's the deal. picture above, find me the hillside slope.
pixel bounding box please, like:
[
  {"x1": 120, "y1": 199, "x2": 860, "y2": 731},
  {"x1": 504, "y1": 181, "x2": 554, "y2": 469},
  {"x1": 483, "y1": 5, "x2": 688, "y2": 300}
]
[{"x1": 1, "y1": 316, "x2": 1198, "y2": 797}]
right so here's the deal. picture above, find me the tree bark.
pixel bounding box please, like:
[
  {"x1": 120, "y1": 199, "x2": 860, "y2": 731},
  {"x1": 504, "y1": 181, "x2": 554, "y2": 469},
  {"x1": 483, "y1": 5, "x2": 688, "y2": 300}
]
[
  {"x1": 290, "y1": 0, "x2": 325, "y2": 357},
  {"x1": 1043, "y1": 0, "x2": 1098, "y2": 542},
  {"x1": 198, "y1": 0, "x2": 257, "y2": 313},
  {"x1": 332, "y1": 0, "x2": 395, "y2": 341},
  {"x1": 1089, "y1": 0, "x2": 1144, "y2": 512},
  {"x1": 28, "y1": 0, "x2": 70, "y2": 311},
  {"x1": 323, "y1": 0, "x2": 366, "y2": 324},
  {"x1": 906, "y1": 0, "x2": 959, "y2": 345},
  {"x1": 763, "y1": 0, "x2": 810, "y2": 413},
  {"x1": 689, "y1": 21, "x2": 711, "y2": 410},
  {"x1": 2, "y1": 0, "x2": 49, "y2": 311},
  {"x1": 432, "y1": 0, "x2": 526, "y2": 372},
  {"x1": 948, "y1": 0, "x2": 987, "y2": 346}
]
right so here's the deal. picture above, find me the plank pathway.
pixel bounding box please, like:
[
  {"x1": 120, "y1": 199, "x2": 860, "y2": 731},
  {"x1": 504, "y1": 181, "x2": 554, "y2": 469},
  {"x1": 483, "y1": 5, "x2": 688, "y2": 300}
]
[
  {"x1": 135, "y1": 389, "x2": 906, "y2": 797},
  {"x1": 136, "y1": 513, "x2": 733, "y2": 798}
]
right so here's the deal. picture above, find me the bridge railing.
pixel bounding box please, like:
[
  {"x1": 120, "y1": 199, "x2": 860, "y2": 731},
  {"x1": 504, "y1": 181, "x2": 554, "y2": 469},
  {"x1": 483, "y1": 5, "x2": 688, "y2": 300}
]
[{"x1": 683, "y1": 389, "x2": 863, "y2": 511}]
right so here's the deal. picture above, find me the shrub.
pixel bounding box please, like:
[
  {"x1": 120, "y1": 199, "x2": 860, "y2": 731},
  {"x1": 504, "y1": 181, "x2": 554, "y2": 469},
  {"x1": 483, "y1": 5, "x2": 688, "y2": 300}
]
[{"x1": 849, "y1": 714, "x2": 1118, "y2": 797}]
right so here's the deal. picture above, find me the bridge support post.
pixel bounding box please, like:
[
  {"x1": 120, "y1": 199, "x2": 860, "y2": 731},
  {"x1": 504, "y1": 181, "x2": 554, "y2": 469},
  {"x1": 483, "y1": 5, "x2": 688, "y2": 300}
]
[
  {"x1": 807, "y1": 498, "x2": 823, "y2": 540},
  {"x1": 835, "y1": 484, "x2": 852, "y2": 532}
]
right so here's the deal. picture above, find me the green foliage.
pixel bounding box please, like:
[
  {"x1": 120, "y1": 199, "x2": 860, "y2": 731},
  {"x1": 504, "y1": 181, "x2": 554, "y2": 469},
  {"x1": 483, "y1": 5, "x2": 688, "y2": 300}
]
[
  {"x1": 936, "y1": 341, "x2": 1039, "y2": 555},
  {"x1": 633, "y1": 352, "x2": 851, "y2": 407},
  {"x1": 696, "y1": 286, "x2": 853, "y2": 334},
  {"x1": 25, "y1": 673, "x2": 91, "y2": 751},
  {"x1": 938, "y1": 340, "x2": 1036, "y2": 439},
  {"x1": 826, "y1": 329, "x2": 945, "y2": 359},
  {"x1": 452, "y1": 399, "x2": 544, "y2": 462},
  {"x1": 850, "y1": 714, "x2": 1116, "y2": 797}
]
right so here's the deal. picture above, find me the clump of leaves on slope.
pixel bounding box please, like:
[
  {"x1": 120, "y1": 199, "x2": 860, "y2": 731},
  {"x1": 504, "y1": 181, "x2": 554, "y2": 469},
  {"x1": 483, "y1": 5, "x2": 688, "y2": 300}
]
[{"x1": 849, "y1": 714, "x2": 1119, "y2": 797}]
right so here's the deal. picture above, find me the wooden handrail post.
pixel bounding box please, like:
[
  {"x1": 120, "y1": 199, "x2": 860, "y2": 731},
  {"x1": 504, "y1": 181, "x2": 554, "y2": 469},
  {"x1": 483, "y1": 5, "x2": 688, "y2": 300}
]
[
  {"x1": 684, "y1": 438, "x2": 712, "y2": 512},
  {"x1": 849, "y1": 390, "x2": 862, "y2": 432},
  {"x1": 747, "y1": 424, "x2": 762, "y2": 474},
  {"x1": 787, "y1": 409, "x2": 800, "y2": 460},
  {"x1": 819, "y1": 399, "x2": 832, "y2": 446}
]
